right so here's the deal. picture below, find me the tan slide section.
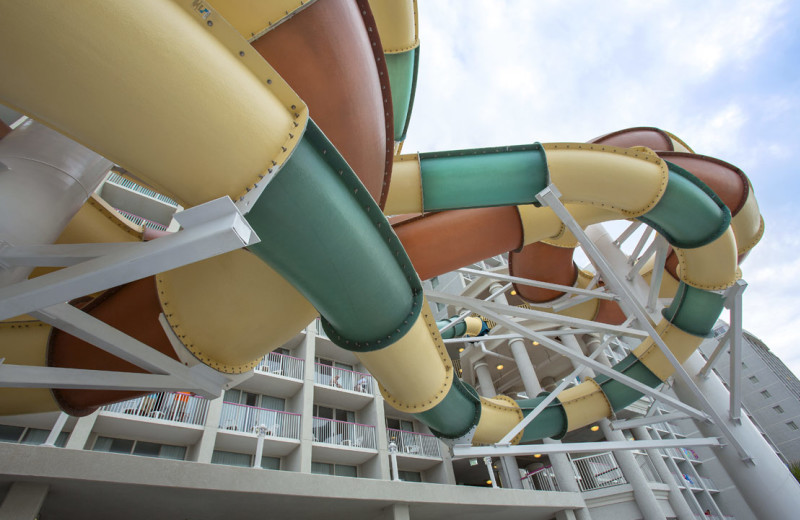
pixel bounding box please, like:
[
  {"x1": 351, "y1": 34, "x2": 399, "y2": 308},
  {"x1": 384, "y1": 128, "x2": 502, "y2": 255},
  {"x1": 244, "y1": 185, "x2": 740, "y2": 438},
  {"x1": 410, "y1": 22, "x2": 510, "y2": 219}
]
[{"x1": 0, "y1": 321, "x2": 60, "y2": 415}]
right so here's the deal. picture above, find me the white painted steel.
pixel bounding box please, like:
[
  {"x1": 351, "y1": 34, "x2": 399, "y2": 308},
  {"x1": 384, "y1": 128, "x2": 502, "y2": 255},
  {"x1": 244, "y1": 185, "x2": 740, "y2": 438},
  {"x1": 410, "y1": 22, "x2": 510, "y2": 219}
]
[{"x1": 453, "y1": 437, "x2": 721, "y2": 459}]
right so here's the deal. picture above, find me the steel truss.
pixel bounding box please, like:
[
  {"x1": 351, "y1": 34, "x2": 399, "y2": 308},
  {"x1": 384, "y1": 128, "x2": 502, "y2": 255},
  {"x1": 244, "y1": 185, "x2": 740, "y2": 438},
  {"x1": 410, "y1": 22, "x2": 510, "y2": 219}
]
[
  {"x1": 441, "y1": 184, "x2": 752, "y2": 460},
  {"x1": 0, "y1": 197, "x2": 259, "y2": 398}
]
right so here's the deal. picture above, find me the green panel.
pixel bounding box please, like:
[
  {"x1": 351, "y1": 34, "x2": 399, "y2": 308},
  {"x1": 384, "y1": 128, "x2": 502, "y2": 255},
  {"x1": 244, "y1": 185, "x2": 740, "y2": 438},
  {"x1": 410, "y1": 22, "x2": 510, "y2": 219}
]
[
  {"x1": 638, "y1": 162, "x2": 731, "y2": 249},
  {"x1": 415, "y1": 378, "x2": 481, "y2": 438},
  {"x1": 594, "y1": 354, "x2": 663, "y2": 411},
  {"x1": 385, "y1": 47, "x2": 419, "y2": 142},
  {"x1": 246, "y1": 120, "x2": 421, "y2": 350},
  {"x1": 662, "y1": 282, "x2": 726, "y2": 336},
  {"x1": 419, "y1": 144, "x2": 549, "y2": 211},
  {"x1": 437, "y1": 319, "x2": 467, "y2": 339},
  {"x1": 517, "y1": 395, "x2": 568, "y2": 441}
]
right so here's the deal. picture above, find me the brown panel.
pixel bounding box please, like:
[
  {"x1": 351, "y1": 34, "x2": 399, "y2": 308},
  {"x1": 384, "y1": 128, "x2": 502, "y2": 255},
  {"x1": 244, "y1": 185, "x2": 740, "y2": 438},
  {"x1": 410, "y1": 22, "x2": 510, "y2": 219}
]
[
  {"x1": 0, "y1": 120, "x2": 11, "y2": 140},
  {"x1": 657, "y1": 152, "x2": 749, "y2": 215},
  {"x1": 594, "y1": 299, "x2": 627, "y2": 325},
  {"x1": 590, "y1": 127, "x2": 674, "y2": 151},
  {"x1": 48, "y1": 277, "x2": 178, "y2": 416},
  {"x1": 252, "y1": 0, "x2": 393, "y2": 208},
  {"x1": 509, "y1": 243, "x2": 578, "y2": 303},
  {"x1": 393, "y1": 208, "x2": 523, "y2": 281}
]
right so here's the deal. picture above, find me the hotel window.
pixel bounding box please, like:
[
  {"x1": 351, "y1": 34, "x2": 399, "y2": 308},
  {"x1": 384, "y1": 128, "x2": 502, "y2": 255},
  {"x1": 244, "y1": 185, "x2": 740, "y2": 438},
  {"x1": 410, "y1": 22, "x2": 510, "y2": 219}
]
[
  {"x1": 787, "y1": 421, "x2": 799, "y2": 431},
  {"x1": 774, "y1": 405, "x2": 784, "y2": 414},
  {"x1": 761, "y1": 390, "x2": 771, "y2": 399},
  {"x1": 398, "y1": 470, "x2": 422, "y2": 482},
  {"x1": 93, "y1": 436, "x2": 186, "y2": 460},
  {"x1": 311, "y1": 462, "x2": 357, "y2": 477},
  {"x1": 749, "y1": 375, "x2": 759, "y2": 384},
  {"x1": 0, "y1": 426, "x2": 68, "y2": 447}
]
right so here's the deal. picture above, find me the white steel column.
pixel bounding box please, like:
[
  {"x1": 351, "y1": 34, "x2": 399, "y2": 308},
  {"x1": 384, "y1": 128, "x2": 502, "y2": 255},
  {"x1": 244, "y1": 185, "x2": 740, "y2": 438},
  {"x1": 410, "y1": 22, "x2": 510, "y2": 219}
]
[
  {"x1": 64, "y1": 411, "x2": 99, "y2": 450},
  {"x1": 485, "y1": 283, "x2": 590, "y2": 519},
  {"x1": 631, "y1": 426, "x2": 696, "y2": 520},
  {"x1": 473, "y1": 360, "x2": 522, "y2": 489},
  {"x1": 0, "y1": 482, "x2": 48, "y2": 520},
  {"x1": 42, "y1": 412, "x2": 68, "y2": 447},
  {"x1": 672, "y1": 353, "x2": 800, "y2": 519},
  {"x1": 599, "y1": 419, "x2": 666, "y2": 520},
  {"x1": 559, "y1": 331, "x2": 595, "y2": 380},
  {"x1": 194, "y1": 395, "x2": 224, "y2": 463}
]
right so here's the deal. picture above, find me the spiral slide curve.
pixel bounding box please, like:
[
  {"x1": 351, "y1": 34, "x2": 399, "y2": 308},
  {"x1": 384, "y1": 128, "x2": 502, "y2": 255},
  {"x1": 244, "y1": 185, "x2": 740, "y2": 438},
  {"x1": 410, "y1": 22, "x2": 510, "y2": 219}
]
[{"x1": 0, "y1": 0, "x2": 763, "y2": 448}]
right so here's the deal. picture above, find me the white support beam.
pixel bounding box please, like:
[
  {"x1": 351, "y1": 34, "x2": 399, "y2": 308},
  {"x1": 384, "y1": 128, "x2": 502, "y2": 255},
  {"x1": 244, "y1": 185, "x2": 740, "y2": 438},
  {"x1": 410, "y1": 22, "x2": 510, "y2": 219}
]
[
  {"x1": 727, "y1": 280, "x2": 747, "y2": 423},
  {"x1": 610, "y1": 412, "x2": 691, "y2": 431},
  {"x1": 613, "y1": 221, "x2": 643, "y2": 247},
  {"x1": 470, "y1": 304, "x2": 711, "y2": 422},
  {"x1": 427, "y1": 290, "x2": 647, "y2": 339},
  {"x1": 627, "y1": 226, "x2": 654, "y2": 265},
  {"x1": 536, "y1": 184, "x2": 752, "y2": 461},
  {"x1": 698, "y1": 330, "x2": 731, "y2": 380},
  {"x1": 0, "y1": 242, "x2": 137, "y2": 268},
  {"x1": 0, "y1": 196, "x2": 257, "y2": 320},
  {"x1": 0, "y1": 364, "x2": 199, "y2": 392},
  {"x1": 645, "y1": 235, "x2": 669, "y2": 312},
  {"x1": 453, "y1": 437, "x2": 721, "y2": 459},
  {"x1": 457, "y1": 267, "x2": 617, "y2": 301}
]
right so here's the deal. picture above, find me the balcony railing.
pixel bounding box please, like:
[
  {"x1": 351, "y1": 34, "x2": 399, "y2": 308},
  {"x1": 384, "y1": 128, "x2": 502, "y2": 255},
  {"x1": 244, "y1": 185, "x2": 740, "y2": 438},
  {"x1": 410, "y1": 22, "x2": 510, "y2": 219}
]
[
  {"x1": 101, "y1": 391, "x2": 208, "y2": 426},
  {"x1": 571, "y1": 452, "x2": 627, "y2": 491},
  {"x1": 386, "y1": 428, "x2": 441, "y2": 457},
  {"x1": 522, "y1": 465, "x2": 560, "y2": 491},
  {"x1": 255, "y1": 351, "x2": 304, "y2": 380},
  {"x1": 313, "y1": 417, "x2": 376, "y2": 449},
  {"x1": 314, "y1": 363, "x2": 373, "y2": 394},
  {"x1": 219, "y1": 402, "x2": 301, "y2": 439},
  {"x1": 633, "y1": 452, "x2": 662, "y2": 484}
]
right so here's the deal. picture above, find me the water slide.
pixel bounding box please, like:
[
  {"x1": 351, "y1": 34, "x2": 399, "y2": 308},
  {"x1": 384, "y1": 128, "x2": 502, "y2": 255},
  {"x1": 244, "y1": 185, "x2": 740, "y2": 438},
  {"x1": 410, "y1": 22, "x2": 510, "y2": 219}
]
[{"x1": 0, "y1": 0, "x2": 763, "y2": 447}]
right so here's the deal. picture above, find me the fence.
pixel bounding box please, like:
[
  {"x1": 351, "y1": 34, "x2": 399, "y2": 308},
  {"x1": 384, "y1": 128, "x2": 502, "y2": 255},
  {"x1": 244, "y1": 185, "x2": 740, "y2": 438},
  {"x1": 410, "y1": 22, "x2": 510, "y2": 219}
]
[
  {"x1": 571, "y1": 452, "x2": 627, "y2": 491},
  {"x1": 633, "y1": 452, "x2": 662, "y2": 483},
  {"x1": 255, "y1": 351, "x2": 304, "y2": 380},
  {"x1": 312, "y1": 417, "x2": 376, "y2": 449},
  {"x1": 101, "y1": 391, "x2": 208, "y2": 426},
  {"x1": 314, "y1": 363, "x2": 373, "y2": 394},
  {"x1": 219, "y1": 402, "x2": 301, "y2": 439},
  {"x1": 522, "y1": 465, "x2": 560, "y2": 491},
  {"x1": 386, "y1": 428, "x2": 441, "y2": 457}
]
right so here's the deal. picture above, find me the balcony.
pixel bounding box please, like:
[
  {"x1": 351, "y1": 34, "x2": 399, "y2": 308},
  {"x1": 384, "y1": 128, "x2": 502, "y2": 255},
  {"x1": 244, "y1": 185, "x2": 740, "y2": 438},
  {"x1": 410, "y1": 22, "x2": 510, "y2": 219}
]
[
  {"x1": 312, "y1": 417, "x2": 376, "y2": 465},
  {"x1": 386, "y1": 428, "x2": 440, "y2": 458},
  {"x1": 314, "y1": 364, "x2": 374, "y2": 410},
  {"x1": 238, "y1": 351, "x2": 305, "y2": 398},
  {"x1": 97, "y1": 392, "x2": 207, "y2": 446},
  {"x1": 216, "y1": 402, "x2": 301, "y2": 457}
]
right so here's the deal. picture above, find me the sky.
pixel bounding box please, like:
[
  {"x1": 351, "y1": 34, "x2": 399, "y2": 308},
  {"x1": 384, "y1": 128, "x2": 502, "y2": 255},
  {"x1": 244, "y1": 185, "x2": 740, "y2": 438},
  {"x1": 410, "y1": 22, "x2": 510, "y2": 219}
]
[{"x1": 402, "y1": 1, "x2": 800, "y2": 376}]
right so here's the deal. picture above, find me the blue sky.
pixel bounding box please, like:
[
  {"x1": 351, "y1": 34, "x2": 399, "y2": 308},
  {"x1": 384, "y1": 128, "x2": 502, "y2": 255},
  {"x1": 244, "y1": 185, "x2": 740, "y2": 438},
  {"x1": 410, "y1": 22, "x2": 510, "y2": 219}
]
[{"x1": 403, "y1": 0, "x2": 800, "y2": 375}]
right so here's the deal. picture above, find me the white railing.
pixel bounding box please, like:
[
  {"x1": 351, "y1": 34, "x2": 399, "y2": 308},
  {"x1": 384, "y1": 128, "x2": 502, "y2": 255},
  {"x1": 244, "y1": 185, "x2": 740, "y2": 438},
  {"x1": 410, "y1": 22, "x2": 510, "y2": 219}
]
[
  {"x1": 386, "y1": 428, "x2": 441, "y2": 457},
  {"x1": 314, "y1": 363, "x2": 373, "y2": 394},
  {"x1": 522, "y1": 465, "x2": 560, "y2": 491},
  {"x1": 218, "y1": 402, "x2": 301, "y2": 439},
  {"x1": 673, "y1": 472, "x2": 703, "y2": 489},
  {"x1": 571, "y1": 452, "x2": 627, "y2": 491},
  {"x1": 106, "y1": 172, "x2": 179, "y2": 207},
  {"x1": 313, "y1": 417, "x2": 376, "y2": 449},
  {"x1": 633, "y1": 452, "x2": 662, "y2": 483},
  {"x1": 101, "y1": 391, "x2": 208, "y2": 426},
  {"x1": 255, "y1": 351, "x2": 304, "y2": 380},
  {"x1": 699, "y1": 476, "x2": 718, "y2": 491}
]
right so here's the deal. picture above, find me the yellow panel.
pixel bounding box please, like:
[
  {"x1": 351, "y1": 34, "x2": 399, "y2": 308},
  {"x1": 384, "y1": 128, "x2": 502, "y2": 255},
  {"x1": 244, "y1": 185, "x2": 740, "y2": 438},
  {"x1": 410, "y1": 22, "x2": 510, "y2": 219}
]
[
  {"x1": 633, "y1": 319, "x2": 703, "y2": 381},
  {"x1": 544, "y1": 144, "x2": 668, "y2": 218},
  {"x1": 29, "y1": 195, "x2": 143, "y2": 280},
  {"x1": 383, "y1": 154, "x2": 422, "y2": 215},
  {"x1": 639, "y1": 256, "x2": 681, "y2": 299},
  {"x1": 0, "y1": 321, "x2": 60, "y2": 415},
  {"x1": 674, "y1": 228, "x2": 738, "y2": 291},
  {"x1": 558, "y1": 378, "x2": 612, "y2": 431},
  {"x1": 542, "y1": 205, "x2": 622, "y2": 248},
  {"x1": 208, "y1": 0, "x2": 313, "y2": 41},
  {"x1": 361, "y1": 300, "x2": 452, "y2": 413},
  {"x1": 664, "y1": 131, "x2": 695, "y2": 153},
  {"x1": 0, "y1": 0, "x2": 306, "y2": 209},
  {"x1": 474, "y1": 395, "x2": 524, "y2": 445},
  {"x1": 731, "y1": 186, "x2": 765, "y2": 256},
  {"x1": 367, "y1": 0, "x2": 419, "y2": 53},
  {"x1": 157, "y1": 249, "x2": 318, "y2": 373},
  {"x1": 517, "y1": 205, "x2": 565, "y2": 247},
  {"x1": 463, "y1": 316, "x2": 483, "y2": 337}
]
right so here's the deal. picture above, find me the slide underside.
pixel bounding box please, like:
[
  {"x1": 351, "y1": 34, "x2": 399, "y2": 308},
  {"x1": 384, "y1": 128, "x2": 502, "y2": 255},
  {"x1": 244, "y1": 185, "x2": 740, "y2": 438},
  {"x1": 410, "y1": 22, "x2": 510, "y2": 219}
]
[{"x1": 0, "y1": 0, "x2": 763, "y2": 447}]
